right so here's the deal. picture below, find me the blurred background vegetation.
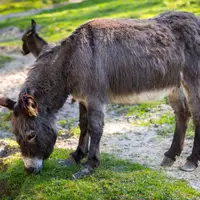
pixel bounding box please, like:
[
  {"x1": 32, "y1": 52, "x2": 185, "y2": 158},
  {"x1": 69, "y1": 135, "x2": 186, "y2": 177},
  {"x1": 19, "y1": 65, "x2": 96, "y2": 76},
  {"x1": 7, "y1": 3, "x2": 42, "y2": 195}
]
[{"x1": 0, "y1": 0, "x2": 200, "y2": 48}]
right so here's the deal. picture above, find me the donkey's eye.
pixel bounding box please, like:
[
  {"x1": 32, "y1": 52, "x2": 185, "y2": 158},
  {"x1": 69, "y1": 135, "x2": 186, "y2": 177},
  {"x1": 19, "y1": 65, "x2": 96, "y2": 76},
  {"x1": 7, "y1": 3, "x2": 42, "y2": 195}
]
[
  {"x1": 27, "y1": 131, "x2": 36, "y2": 142},
  {"x1": 31, "y1": 103, "x2": 36, "y2": 109}
]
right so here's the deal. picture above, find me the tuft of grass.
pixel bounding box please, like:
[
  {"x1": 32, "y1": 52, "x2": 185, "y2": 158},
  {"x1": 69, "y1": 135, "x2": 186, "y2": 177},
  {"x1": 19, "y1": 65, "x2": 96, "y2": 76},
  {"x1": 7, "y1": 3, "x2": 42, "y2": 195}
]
[
  {"x1": 0, "y1": 138, "x2": 18, "y2": 148},
  {"x1": 0, "y1": 111, "x2": 12, "y2": 132},
  {"x1": 0, "y1": 55, "x2": 13, "y2": 68},
  {"x1": 57, "y1": 118, "x2": 79, "y2": 137},
  {"x1": 186, "y1": 121, "x2": 195, "y2": 139},
  {"x1": 57, "y1": 129, "x2": 66, "y2": 136},
  {"x1": 57, "y1": 118, "x2": 76, "y2": 129},
  {"x1": 69, "y1": 126, "x2": 80, "y2": 136},
  {"x1": 0, "y1": 148, "x2": 200, "y2": 199}
]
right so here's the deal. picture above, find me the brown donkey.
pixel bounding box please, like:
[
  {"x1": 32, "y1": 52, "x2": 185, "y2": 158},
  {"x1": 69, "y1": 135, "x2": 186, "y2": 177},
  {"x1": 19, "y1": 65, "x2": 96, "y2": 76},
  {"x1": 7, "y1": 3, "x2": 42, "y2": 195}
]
[
  {"x1": 1, "y1": 11, "x2": 200, "y2": 178},
  {"x1": 21, "y1": 19, "x2": 48, "y2": 57}
]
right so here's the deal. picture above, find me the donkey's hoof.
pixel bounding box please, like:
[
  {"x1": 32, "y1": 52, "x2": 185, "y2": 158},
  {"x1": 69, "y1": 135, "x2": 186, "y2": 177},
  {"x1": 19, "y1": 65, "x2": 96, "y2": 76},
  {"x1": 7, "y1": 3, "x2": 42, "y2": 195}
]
[
  {"x1": 58, "y1": 156, "x2": 77, "y2": 166},
  {"x1": 72, "y1": 167, "x2": 93, "y2": 179},
  {"x1": 180, "y1": 160, "x2": 197, "y2": 172},
  {"x1": 160, "y1": 156, "x2": 175, "y2": 167}
]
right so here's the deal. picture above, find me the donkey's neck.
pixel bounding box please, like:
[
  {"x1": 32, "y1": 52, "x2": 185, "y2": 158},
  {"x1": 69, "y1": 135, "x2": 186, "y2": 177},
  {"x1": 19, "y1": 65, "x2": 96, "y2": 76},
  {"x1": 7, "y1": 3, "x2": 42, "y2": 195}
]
[{"x1": 22, "y1": 44, "x2": 71, "y2": 116}]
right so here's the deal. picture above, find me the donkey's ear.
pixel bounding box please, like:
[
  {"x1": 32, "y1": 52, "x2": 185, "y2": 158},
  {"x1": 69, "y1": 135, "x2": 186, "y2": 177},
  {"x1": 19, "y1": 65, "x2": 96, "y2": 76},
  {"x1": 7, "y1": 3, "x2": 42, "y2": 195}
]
[
  {"x1": 31, "y1": 19, "x2": 36, "y2": 31},
  {"x1": 0, "y1": 97, "x2": 16, "y2": 110},
  {"x1": 19, "y1": 94, "x2": 38, "y2": 117}
]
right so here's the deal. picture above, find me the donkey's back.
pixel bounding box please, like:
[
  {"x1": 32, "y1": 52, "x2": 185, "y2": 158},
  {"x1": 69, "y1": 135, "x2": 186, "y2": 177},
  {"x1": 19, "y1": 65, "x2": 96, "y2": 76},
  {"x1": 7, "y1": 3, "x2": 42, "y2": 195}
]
[{"x1": 68, "y1": 14, "x2": 197, "y2": 103}]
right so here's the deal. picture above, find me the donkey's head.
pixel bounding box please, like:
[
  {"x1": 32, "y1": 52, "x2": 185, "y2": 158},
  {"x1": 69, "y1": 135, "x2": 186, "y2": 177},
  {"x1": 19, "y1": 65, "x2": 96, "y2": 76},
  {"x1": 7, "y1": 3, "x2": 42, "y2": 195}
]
[
  {"x1": 0, "y1": 92, "x2": 57, "y2": 174},
  {"x1": 21, "y1": 19, "x2": 37, "y2": 55},
  {"x1": 21, "y1": 19, "x2": 47, "y2": 57}
]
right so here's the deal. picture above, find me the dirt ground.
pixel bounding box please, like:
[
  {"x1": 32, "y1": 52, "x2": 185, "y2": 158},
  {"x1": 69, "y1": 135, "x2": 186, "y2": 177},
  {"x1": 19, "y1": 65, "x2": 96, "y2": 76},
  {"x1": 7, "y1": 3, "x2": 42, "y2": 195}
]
[{"x1": 0, "y1": 24, "x2": 200, "y2": 191}]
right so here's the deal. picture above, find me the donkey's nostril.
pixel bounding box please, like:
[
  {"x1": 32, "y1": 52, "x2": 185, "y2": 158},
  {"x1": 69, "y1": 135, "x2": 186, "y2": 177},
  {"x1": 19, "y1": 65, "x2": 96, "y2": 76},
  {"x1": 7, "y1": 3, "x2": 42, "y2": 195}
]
[{"x1": 25, "y1": 166, "x2": 35, "y2": 174}]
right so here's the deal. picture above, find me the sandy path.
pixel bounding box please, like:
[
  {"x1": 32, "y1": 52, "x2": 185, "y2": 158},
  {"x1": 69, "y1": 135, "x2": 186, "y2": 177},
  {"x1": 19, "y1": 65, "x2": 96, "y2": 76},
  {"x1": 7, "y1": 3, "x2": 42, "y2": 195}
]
[{"x1": 0, "y1": 52, "x2": 199, "y2": 191}]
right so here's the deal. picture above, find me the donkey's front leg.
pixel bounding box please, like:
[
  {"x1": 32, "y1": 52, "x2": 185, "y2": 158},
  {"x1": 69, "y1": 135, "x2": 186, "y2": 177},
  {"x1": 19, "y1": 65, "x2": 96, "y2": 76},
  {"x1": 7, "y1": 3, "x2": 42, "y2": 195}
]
[
  {"x1": 73, "y1": 103, "x2": 104, "y2": 179},
  {"x1": 59, "y1": 103, "x2": 89, "y2": 166}
]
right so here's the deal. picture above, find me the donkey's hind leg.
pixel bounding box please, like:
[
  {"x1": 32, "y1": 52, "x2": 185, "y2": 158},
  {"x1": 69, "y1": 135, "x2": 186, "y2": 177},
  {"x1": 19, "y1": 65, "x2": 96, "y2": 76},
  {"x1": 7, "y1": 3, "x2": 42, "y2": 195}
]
[
  {"x1": 161, "y1": 88, "x2": 191, "y2": 167},
  {"x1": 180, "y1": 80, "x2": 200, "y2": 171},
  {"x1": 59, "y1": 103, "x2": 89, "y2": 166}
]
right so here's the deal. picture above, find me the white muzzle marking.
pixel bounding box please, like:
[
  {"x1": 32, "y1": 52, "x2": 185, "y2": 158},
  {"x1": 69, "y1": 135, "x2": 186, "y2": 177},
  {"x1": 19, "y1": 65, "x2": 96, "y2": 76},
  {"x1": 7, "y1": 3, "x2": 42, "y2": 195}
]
[{"x1": 23, "y1": 157, "x2": 43, "y2": 172}]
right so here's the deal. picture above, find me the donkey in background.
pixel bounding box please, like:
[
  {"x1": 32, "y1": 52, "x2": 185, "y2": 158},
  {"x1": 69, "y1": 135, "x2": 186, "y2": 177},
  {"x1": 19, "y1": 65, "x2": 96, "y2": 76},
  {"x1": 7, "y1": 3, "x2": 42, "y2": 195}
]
[
  {"x1": 21, "y1": 19, "x2": 48, "y2": 57},
  {"x1": 1, "y1": 11, "x2": 200, "y2": 178}
]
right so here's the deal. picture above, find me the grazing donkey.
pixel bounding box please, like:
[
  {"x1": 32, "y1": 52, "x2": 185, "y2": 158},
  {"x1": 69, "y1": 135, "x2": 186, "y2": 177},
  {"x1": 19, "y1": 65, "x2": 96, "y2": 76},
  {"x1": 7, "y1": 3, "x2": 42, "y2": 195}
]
[
  {"x1": 1, "y1": 11, "x2": 200, "y2": 178},
  {"x1": 21, "y1": 19, "x2": 48, "y2": 57}
]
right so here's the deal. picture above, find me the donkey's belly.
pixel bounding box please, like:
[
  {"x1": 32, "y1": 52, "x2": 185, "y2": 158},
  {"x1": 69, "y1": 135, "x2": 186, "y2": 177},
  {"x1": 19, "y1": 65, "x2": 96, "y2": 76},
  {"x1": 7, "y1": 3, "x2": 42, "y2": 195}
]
[{"x1": 108, "y1": 88, "x2": 174, "y2": 104}]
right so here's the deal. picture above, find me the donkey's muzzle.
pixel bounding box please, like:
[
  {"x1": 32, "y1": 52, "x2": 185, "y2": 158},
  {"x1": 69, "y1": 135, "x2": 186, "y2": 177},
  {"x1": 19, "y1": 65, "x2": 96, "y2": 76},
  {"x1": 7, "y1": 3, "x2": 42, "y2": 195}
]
[
  {"x1": 25, "y1": 165, "x2": 42, "y2": 174},
  {"x1": 21, "y1": 50, "x2": 28, "y2": 55},
  {"x1": 25, "y1": 166, "x2": 35, "y2": 174}
]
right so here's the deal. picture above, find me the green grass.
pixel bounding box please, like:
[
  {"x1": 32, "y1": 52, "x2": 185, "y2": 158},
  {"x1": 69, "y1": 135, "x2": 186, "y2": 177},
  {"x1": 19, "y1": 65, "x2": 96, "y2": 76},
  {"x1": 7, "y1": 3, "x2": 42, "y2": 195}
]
[
  {"x1": 0, "y1": 0, "x2": 68, "y2": 15},
  {"x1": 0, "y1": 0, "x2": 200, "y2": 47},
  {"x1": 0, "y1": 138, "x2": 18, "y2": 148},
  {"x1": 126, "y1": 103, "x2": 174, "y2": 126},
  {"x1": 57, "y1": 118, "x2": 80, "y2": 136},
  {"x1": 57, "y1": 118, "x2": 76, "y2": 129},
  {"x1": 0, "y1": 55, "x2": 13, "y2": 68},
  {"x1": 126, "y1": 103, "x2": 195, "y2": 138},
  {"x1": 0, "y1": 148, "x2": 200, "y2": 200},
  {"x1": 0, "y1": 111, "x2": 12, "y2": 131}
]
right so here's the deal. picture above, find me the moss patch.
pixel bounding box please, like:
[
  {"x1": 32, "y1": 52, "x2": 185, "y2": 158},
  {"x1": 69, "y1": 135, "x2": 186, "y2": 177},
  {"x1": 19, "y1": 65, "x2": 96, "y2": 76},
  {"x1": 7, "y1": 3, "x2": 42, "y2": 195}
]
[{"x1": 0, "y1": 148, "x2": 199, "y2": 199}]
